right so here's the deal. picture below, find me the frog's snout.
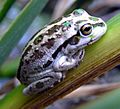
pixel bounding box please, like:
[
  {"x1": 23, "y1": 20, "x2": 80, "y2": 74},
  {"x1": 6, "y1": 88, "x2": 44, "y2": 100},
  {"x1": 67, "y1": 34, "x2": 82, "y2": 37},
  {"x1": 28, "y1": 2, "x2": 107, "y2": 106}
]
[
  {"x1": 99, "y1": 18, "x2": 107, "y2": 35},
  {"x1": 103, "y1": 22, "x2": 107, "y2": 35}
]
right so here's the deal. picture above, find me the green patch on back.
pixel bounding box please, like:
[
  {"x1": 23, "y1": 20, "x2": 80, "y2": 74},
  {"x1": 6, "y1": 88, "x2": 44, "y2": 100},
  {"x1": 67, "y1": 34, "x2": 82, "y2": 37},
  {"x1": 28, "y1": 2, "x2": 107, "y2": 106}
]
[
  {"x1": 63, "y1": 21, "x2": 71, "y2": 27},
  {"x1": 73, "y1": 9, "x2": 84, "y2": 16}
]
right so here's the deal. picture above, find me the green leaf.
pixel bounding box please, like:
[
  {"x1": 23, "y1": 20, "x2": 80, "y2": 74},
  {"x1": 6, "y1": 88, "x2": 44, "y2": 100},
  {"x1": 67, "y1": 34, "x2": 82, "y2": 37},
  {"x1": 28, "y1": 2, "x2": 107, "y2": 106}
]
[
  {"x1": 0, "y1": 0, "x2": 48, "y2": 66},
  {"x1": 0, "y1": 0, "x2": 16, "y2": 22}
]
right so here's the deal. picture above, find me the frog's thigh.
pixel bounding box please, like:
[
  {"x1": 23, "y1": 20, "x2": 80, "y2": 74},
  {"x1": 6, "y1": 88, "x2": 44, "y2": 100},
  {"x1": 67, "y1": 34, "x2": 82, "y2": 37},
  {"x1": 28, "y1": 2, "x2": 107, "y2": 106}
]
[{"x1": 23, "y1": 70, "x2": 63, "y2": 95}]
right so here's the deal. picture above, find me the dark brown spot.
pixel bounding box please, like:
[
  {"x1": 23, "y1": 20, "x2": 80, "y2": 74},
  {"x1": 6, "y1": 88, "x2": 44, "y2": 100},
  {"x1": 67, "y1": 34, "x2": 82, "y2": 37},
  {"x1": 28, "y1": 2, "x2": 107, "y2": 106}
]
[
  {"x1": 41, "y1": 38, "x2": 55, "y2": 49},
  {"x1": 56, "y1": 34, "x2": 62, "y2": 38},
  {"x1": 30, "y1": 55, "x2": 34, "y2": 58},
  {"x1": 33, "y1": 49, "x2": 45, "y2": 59},
  {"x1": 33, "y1": 35, "x2": 43, "y2": 45},
  {"x1": 24, "y1": 59, "x2": 30, "y2": 65},
  {"x1": 53, "y1": 25, "x2": 61, "y2": 32},
  {"x1": 22, "y1": 30, "x2": 43, "y2": 56},
  {"x1": 34, "y1": 48, "x2": 39, "y2": 53},
  {"x1": 34, "y1": 68, "x2": 38, "y2": 71},
  {"x1": 28, "y1": 49, "x2": 45, "y2": 62},
  {"x1": 26, "y1": 45, "x2": 32, "y2": 52},
  {"x1": 48, "y1": 25, "x2": 61, "y2": 35},
  {"x1": 74, "y1": 27, "x2": 77, "y2": 31},
  {"x1": 43, "y1": 25, "x2": 61, "y2": 36},
  {"x1": 36, "y1": 82, "x2": 44, "y2": 89}
]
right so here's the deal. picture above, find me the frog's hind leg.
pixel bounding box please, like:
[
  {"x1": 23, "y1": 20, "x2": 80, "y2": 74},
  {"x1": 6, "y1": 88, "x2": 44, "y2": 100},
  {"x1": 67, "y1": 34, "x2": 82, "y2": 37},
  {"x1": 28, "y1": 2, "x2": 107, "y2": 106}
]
[{"x1": 23, "y1": 69, "x2": 64, "y2": 95}]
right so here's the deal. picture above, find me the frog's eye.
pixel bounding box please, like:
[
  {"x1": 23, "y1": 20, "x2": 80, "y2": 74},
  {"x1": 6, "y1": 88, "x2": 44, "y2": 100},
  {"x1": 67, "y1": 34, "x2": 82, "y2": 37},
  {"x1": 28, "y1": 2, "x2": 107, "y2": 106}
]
[{"x1": 80, "y1": 23, "x2": 93, "y2": 37}]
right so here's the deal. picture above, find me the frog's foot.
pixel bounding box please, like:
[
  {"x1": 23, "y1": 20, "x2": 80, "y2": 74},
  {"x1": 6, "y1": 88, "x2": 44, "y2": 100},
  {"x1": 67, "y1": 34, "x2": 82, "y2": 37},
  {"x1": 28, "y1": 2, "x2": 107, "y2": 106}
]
[
  {"x1": 53, "y1": 49, "x2": 85, "y2": 71},
  {"x1": 23, "y1": 70, "x2": 64, "y2": 95}
]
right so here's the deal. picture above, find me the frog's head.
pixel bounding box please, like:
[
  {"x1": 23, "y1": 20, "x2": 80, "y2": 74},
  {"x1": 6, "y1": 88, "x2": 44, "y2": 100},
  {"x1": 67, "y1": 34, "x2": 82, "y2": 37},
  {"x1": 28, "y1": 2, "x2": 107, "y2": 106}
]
[{"x1": 70, "y1": 9, "x2": 107, "y2": 49}]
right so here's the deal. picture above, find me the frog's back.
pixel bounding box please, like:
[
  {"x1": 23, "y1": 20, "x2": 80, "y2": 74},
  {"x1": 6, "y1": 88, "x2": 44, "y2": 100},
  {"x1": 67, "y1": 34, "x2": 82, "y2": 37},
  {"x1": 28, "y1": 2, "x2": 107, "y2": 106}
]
[{"x1": 17, "y1": 9, "x2": 88, "y2": 84}]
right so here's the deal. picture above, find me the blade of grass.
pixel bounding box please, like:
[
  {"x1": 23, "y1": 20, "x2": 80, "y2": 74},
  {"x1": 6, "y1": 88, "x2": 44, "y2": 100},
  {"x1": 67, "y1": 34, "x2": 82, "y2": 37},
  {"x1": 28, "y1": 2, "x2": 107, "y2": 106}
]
[
  {"x1": 0, "y1": 0, "x2": 48, "y2": 66},
  {"x1": 0, "y1": 0, "x2": 16, "y2": 22},
  {"x1": 78, "y1": 88, "x2": 120, "y2": 109},
  {"x1": 0, "y1": 12, "x2": 120, "y2": 108}
]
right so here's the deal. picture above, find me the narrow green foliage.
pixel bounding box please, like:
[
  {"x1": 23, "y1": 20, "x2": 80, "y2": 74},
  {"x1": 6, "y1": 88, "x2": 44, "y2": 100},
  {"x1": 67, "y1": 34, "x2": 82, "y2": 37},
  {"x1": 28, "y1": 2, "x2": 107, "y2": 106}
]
[
  {"x1": 0, "y1": 0, "x2": 48, "y2": 66},
  {"x1": 0, "y1": 0, "x2": 16, "y2": 22}
]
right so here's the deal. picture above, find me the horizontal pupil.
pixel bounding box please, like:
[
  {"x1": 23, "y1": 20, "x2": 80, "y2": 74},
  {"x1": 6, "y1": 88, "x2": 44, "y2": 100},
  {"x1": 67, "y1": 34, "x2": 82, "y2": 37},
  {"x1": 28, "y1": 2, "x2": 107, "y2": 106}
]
[{"x1": 84, "y1": 26, "x2": 91, "y2": 32}]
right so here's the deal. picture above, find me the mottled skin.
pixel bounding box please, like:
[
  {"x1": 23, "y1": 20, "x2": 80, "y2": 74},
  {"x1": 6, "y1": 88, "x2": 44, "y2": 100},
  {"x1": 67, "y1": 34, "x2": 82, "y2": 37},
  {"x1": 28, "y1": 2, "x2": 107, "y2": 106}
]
[{"x1": 17, "y1": 9, "x2": 107, "y2": 95}]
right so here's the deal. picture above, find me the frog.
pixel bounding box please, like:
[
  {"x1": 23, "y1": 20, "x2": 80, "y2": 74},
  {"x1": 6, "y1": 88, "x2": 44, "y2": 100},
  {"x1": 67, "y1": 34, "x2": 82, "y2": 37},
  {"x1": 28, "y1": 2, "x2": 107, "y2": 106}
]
[{"x1": 17, "y1": 9, "x2": 107, "y2": 95}]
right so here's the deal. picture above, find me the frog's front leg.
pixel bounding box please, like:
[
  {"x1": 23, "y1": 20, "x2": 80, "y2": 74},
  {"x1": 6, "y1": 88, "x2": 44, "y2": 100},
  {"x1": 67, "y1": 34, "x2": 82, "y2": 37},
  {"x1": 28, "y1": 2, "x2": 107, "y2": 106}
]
[
  {"x1": 72, "y1": 49, "x2": 85, "y2": 66},
  {"x1": 53, "y1": 49, "x2": 85, "y2": 71}
]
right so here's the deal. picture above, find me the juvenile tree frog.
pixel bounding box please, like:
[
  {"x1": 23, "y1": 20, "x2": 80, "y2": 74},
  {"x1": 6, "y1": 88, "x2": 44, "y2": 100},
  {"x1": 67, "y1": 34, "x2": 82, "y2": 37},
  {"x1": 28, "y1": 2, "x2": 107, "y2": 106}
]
[{"x1": 17, "y1": 9, "x2": 107, "y2": 95}]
